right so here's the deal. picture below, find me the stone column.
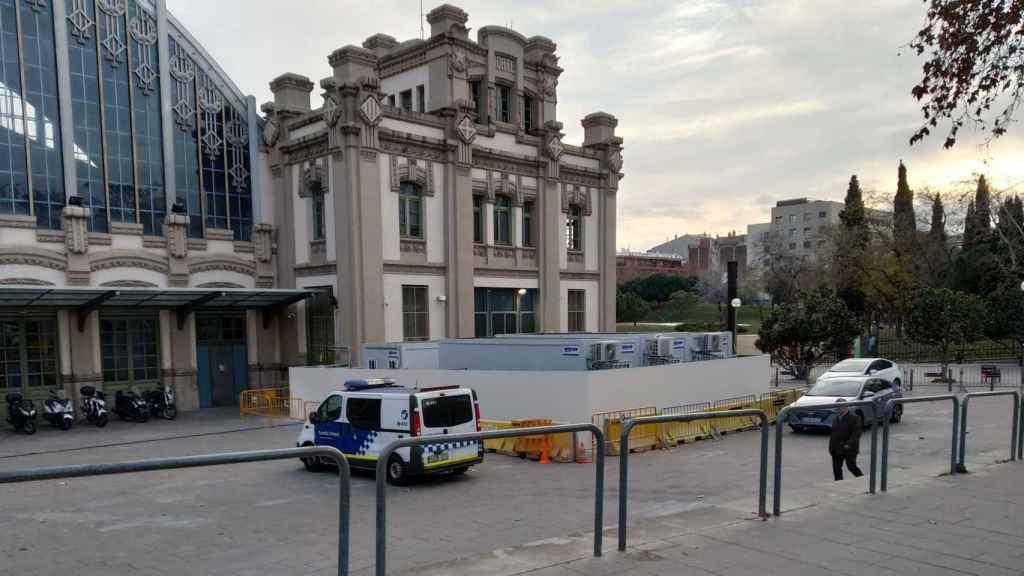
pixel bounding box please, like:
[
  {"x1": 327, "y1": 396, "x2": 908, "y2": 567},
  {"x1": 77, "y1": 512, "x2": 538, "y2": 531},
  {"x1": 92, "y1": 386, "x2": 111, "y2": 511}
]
[
  {"x1": 165, "y1": 211, "x2": 189, "y2": 286},
  {"x1": 68, "y1": 311, "x2": 102, "y2": 418},
  {"x1": 167, "y1": 312, "x2": 199, "y2": 410},
  {"x1": 446, "y1": 108, "x2": 477, "y2": 337},
  {"x1": 52, "y1": 0, "x2": 77, "y2": 199},
  {"x1": 326, "y1": 47, "x2": 386, "y2": 366},
  {"x1": 156, "y1": 0, "x2": 175, "y2": 214},
  {"x1": 582, "y1": 112, "x2": 623, "y2": 332},
  {"x1": 538, "y1": 121, "x2": 565, "y2": 331}
]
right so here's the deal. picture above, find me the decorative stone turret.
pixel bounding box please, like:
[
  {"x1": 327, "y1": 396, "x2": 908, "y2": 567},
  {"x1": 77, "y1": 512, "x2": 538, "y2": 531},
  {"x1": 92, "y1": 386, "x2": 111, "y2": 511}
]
[
  {"x1": 427, "y1": 4, "x2": 469, "y2": 39},
  {"x1": 362, "y1": 33, "x2": 399, "y2": 57},
  {"x1": 269, "y1": 73, "x2": 315, "y2": 116},
  {"x1": 582, "y1": 112, "x2": 619, "y2": 147}
]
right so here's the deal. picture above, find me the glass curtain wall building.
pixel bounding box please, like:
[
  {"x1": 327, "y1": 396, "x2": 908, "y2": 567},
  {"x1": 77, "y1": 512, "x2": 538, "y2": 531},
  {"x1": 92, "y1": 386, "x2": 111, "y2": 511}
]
[{"x1": 0, "y1": 0, "x2": 255, "y2": 238}]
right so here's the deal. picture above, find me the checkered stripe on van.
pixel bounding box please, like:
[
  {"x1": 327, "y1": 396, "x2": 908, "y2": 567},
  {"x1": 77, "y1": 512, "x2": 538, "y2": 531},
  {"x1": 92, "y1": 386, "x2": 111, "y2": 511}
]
[
  {"x1": 355, "y1": 431, "x2": 379, "y2": 455},
  {"x1": 424, "y1": 440, "x2": 478, "y2": 454}
]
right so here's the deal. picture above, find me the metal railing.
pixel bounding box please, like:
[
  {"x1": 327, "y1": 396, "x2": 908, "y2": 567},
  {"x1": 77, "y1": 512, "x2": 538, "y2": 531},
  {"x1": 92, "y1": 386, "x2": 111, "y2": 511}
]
[
  {"x1": 0, "y1": 446, "x2": 351, "y2": 576},
  {"x1": 958, "y1": 390, "x2": 1020, "y2": 471},
  {"x1": 774, "y1": 400, "x2": 879, "y2": 516},
  {"x1": 880, "y1": 395, "x2": 960, "y2": 491},
  {"x1": 374, "y1": 423, "x2": 605, "y2": 576},
  {"x1": 618, "y1": 410, "x2": 769, "y2": 552}
]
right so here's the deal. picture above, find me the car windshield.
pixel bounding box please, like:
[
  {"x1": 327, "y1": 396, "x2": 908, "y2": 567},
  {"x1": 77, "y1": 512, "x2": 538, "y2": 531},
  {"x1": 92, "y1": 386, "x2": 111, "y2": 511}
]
[
  {"x1": 828, "y1": 359, "x2": 871, "y2": 373},
  {"x1": 807, "y1": 378, "x2": 863, "y2": 397}
]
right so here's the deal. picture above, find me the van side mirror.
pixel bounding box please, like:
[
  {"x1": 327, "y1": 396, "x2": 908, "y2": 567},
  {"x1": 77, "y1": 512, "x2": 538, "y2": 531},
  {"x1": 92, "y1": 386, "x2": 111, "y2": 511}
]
[
  {"x1": 861, "y1": 391, "x2": 876, "y2": 399},
  {"x1": 308, "y1": 412, "x2": 319, "y2": 424}
]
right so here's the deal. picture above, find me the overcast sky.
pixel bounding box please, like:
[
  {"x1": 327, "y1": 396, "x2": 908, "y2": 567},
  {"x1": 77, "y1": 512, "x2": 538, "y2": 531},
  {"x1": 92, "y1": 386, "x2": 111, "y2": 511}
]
[{"x1": 167, "y1": 0, "x2": 1024, "y2": 251}]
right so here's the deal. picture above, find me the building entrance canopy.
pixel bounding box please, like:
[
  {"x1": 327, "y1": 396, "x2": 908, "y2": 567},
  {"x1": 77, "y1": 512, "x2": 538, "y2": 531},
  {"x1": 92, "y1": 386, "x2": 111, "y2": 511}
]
[{"x1": 0, "y1": 287, "x2": 317, "y2": 330}]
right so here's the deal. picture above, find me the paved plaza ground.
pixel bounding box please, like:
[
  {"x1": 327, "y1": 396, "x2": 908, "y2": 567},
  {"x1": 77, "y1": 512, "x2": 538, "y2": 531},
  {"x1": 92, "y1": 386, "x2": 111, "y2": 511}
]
[{"x1": 0, "y1": 391, "x2": 1019, "y2": 575}]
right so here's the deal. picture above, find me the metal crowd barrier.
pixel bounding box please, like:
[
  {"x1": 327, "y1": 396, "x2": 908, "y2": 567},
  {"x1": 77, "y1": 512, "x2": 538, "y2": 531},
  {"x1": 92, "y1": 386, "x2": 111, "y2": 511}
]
[
  {"x1": 958, "y1": 390, "x2": 1020, "y2": 471},
  {"x1": 880, "y1": 395, "x2": 960, "y2": 491},
  {"x1": 774, "y1": 400, "x2": 879, "y2": 516},
  {"x1": 374, "y1": 423, "x2": 605, "y2": 576},
  {"x1": 0, "y1": 446, "x2": 351, "y2": 576},
  {"x1": 618, "y1": 409, "x2": 769, "y2": 552}
]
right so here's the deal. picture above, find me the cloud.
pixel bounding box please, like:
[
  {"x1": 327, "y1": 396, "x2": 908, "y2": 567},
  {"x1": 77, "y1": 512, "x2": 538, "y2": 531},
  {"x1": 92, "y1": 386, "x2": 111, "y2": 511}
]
[{"x1": 168, "y1": 0, "x2": 1024, "y2": 251}]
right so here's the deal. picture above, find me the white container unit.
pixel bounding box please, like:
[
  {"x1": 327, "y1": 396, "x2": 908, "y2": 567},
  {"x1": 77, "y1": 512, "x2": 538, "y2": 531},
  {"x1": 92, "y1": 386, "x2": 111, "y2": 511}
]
[
  {"x1": 438, "y1": 338, "x2": 633, "y2": 371},
  {"x1": 690, "y1": 332, "x2": 735, "y2": 360},
  {"x1": 362, "y1": 342, "x2": 440, "y2": 369}
]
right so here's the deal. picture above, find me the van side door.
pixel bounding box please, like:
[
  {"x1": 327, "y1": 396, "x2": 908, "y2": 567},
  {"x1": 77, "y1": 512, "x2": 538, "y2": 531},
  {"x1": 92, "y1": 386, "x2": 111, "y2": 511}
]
[{"x1": 343, "y1": 396, "x2": 382, "y2": 461}]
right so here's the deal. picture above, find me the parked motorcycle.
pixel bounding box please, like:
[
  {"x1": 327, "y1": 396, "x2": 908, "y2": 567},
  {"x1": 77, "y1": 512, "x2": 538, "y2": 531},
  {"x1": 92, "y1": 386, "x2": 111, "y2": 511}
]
[
  {"x1": 5, "y1": 393, "x2": 37, "y2": 434},
  {"x1": 80, "y1": 386, "x2": 108, "y2": 427},
  {"x1": 113, "y1": 389, "x2": 149, "y2": 423},
  {"x1": 143, "y1": 385, "x2": 177, "y2": 420},
  {"x1": 43, "y1": 389, "x2": 74, "y2": 430}
]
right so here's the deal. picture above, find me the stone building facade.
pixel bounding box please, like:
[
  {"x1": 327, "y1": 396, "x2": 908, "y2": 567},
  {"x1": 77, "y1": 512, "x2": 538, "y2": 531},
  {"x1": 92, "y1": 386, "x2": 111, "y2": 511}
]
[{"x1": 266, "y1": 4, "x2": 624, "y2": 366}]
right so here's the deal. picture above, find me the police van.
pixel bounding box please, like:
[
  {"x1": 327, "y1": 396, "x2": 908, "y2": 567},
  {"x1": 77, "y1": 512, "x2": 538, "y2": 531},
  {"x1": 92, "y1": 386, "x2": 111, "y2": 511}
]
[{"x1": 297, "y1": 378, "x2": 484, "y2": 484}]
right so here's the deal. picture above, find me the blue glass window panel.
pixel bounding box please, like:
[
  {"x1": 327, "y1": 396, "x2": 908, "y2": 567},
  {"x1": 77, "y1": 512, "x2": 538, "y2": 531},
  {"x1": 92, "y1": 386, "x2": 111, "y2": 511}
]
[
  {"x1": 66, "y1": 0, "x2": 106, "y2": 231},
  {"x1": 100, "y1": 10, "x2": 135, "y2": 225},
  {"x1": 168, "y1": 36, "x2": 202, "y2": 238},
  {"x1": 224, "y1": 105, "x2": 250, "y2": 240},
  {"x1": 198, "y1": 74, "x2": 226, "y2": 231},
  {"x1": 130, "y1": 1, "x2": 163, "y2": 235},
  {"x1": 21, "y1": 0, "x2": 65, "y2": 230},
  {"x1": 0, "y1": 0, "x2": 28, "y2": 217}
]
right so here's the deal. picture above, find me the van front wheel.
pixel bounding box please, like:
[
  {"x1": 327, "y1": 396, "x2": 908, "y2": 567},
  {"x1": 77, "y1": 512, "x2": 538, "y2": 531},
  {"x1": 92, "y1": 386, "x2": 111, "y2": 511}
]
[{"x1": 386, "y1": 455, "x2": 409, "y2": 486}]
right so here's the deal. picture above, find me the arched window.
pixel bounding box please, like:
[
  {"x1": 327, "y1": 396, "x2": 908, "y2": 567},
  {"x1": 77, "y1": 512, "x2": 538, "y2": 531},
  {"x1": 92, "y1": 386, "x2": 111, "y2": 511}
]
[
  {"x1": 566, "y1": 204, "x2": 583, "y2": 251},
  {"x1": 494, "y1": 195, "x2": 511, "y2": 245},
  {"x1": 399, "y1": 181, "x2": 422, "y2": 238}
]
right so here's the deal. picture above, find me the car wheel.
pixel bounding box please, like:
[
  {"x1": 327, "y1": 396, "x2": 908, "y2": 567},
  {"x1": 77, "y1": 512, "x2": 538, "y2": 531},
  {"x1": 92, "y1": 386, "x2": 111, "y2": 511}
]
[
  {"x1": 386, "y1": 455, "x2": 409, "y2": 486},
  {"x1": 60, "y1": 417, "x2": 73, "y2": 431},
  {"x1": 163, "y1": 406, "x2": 178, "y2": 420},
  {"x1": 23, "y1": 420, "x2": 36, "y2": 435},
  {"x1": 789, "y1": 425, "x2": 804, "y2": 433},
  {"x1": 96, "y1": 413, "x2": 108, "y2": 427},
  {"x1": 890, "y1": 404, "x2": 903, "y2": 424},
  {"x1": 300, "y1": 443, "x2": 324, "y2": 472}
]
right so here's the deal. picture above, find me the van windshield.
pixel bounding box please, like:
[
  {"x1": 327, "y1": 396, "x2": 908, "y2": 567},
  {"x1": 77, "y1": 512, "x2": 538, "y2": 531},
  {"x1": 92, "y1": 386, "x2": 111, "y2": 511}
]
[{"x1": 421, "y1": 394, "x2": 473, "y2": 428}]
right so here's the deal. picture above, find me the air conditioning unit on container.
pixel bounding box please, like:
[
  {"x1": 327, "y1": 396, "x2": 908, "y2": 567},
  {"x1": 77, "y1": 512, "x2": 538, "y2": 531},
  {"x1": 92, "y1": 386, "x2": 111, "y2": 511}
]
[
  {"x1": 648, "y1": 337, "x2": 672, "y2": 358},
  {"x1": 590, "y1": 341, "x2": 618, "y2": 363}
]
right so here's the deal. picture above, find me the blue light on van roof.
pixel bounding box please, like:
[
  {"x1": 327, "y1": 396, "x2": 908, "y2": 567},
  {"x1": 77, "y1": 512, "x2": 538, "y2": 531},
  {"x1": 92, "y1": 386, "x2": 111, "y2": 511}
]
[{"x1": 344, "y1": 378, "x2": 397, "y2": 391}]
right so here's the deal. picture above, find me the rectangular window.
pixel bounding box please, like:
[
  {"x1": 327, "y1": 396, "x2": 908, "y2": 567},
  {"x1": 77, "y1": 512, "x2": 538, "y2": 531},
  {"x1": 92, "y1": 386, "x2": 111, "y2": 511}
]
[
  {"x1": 523, "y1": 94, "x2": 534, "y2": 131},
  {"x1": 473, "y1": 195, "x2": 483, "y2": 243},
  {"x1": 566, "y1": 205, "x2": 583, "y2": 251},
  {"x1": 568, "y1": 290, "x2": 586, "y2": 333},
  {"x1": 398, "y1": 182, "x2": 422, "y2": 238},
  {"x1": 523, "y1": 201, "x2": 534, "y2": 247},
  {"x1": 497, "y1": 85, "x2": 511, "y2": 123},
  {"x1": 388, "y1": 94, "x2": 396, "y2": 107},
  {"x1": 473, "y1": 288, "x2": 536, "y2": 337},
  {"x1": 803, "y1": 212, "x2": 811, "y2": 222},
  {"x1": 346, "y1": 397, "x2": 381, "y2": 429},
  {"x1": 0, "y1": 317, "x2": 59, "y2": 391},
  {"x1": 774, "y1": 216, "x2": 782, "y2": 224},
  {"x1": 312, "y1": 193, "x2": 325, "y2": 241},
  {"x1": 494, "y1": 196, "x2": 511, "y2": 245},
  {"x1": 803, "y1": 227, "x2": 811, "y2": 235},
  {"x1": 416, "y1": 85, "x2": 425, "y2": 112},
  {"x1": 788, "y1": 228, "x2": 795, "y2": 238},
  {"x1": 306, "y1": 288, "x2": 335, "y2": 365},
  {"x1": 789, "y1": 214, "x2": 796, "y2": 224},
  {"x1": 402, "y1": 285, "x2": 429, "y2": 342},
  {"x1": 101, "y1": 315, "x2": 159, "y2": 387},
  {"x1": 804, "y1": 240, "x2": 812, "y2": 248},
  {"x1": 469, "y1": 81, "x2": 482, "y2": 122},
  {"x1": 421, "y1": 395, "x2": 474, "y2": 428},
  {"x1": 400, "y1": 89, "x2": 413, "y2": 111},
  {"x1": 789, "y1": 242, "x2": 797, "y2": 250},
  {"x1": 819, "y1": 211, "x2": 827, "y2": 218}
]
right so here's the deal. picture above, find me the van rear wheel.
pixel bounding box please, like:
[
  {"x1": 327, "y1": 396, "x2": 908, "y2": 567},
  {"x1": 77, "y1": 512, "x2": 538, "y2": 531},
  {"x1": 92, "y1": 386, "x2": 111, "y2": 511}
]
[
  {"x1": 386, "y1": 455, "x2": 409, "y2": 486},
  {"x1": 300, "y1": 443, "x2": 324, "y2": 472}
]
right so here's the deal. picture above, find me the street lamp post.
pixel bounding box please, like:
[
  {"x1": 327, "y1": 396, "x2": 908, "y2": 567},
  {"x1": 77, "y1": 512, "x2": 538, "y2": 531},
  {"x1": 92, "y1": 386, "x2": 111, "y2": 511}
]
[{"x1": 730, "y1": 297, "x2": 742, "y2": 354}]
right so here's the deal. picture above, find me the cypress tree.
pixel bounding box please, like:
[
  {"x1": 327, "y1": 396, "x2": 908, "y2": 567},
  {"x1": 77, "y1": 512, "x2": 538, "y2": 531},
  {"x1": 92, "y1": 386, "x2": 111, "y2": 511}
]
[
  {"x1": 930, "y1": 193, "x2": 946, "y2": 242},
  {"x1": 974, "y1": 175, "x2": 992, "y2": 243},
  {"x1": 963, "y1": 201, "x2": 977, "y2": 251},
  {"x1": 893, "y1": 161, "x2": 917, "y2": 244},
  {"x1": 840, "y1": 175, "x2": 868, "y2": 248}
]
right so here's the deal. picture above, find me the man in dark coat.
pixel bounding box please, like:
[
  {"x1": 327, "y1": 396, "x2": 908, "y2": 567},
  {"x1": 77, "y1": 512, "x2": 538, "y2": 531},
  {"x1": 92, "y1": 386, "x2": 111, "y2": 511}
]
[{"x1": 830, "y1": 403, "x2": 863, "y2": 481}]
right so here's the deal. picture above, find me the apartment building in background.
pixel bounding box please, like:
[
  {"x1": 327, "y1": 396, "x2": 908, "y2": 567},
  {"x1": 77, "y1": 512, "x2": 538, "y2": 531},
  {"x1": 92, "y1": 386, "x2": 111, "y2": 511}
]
[{"x1": 616, "y1": 251, "x2": 686, "y2": 284}]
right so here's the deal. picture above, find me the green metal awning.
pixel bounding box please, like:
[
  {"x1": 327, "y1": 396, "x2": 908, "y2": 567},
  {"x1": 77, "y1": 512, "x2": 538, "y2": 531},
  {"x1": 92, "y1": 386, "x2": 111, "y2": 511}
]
[{"x1": 0, "y1": 287, "x2": 320, "y2": 330}]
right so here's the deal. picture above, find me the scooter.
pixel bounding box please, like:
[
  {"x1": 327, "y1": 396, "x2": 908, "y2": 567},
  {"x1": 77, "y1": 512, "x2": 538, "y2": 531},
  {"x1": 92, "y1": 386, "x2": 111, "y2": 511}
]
[
  {"x1": 143, "y1": 385, "x2": 177, "y2": 420},
  {"x1": 43, "y1": 389, "x2": 74, "y2": 430},
  {"x1": 80, "y1": 386, "x2": 108, "y2": 427},
  {"x1": 5, "y1": 393, "x2": 37, "y2": 434},
  {"x1": 114, "y1": 389, "x2": 149, "y2": 423}
]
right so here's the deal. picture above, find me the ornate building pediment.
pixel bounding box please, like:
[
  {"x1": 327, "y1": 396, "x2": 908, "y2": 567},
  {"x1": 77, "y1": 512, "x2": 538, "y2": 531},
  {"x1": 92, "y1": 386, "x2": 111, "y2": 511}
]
[
  {"x1": 390, "y1": 156, "x2": 434, "y2": 196},
  {"x1": 561, "y1": 185, "x2": 593, "y2": 216}
]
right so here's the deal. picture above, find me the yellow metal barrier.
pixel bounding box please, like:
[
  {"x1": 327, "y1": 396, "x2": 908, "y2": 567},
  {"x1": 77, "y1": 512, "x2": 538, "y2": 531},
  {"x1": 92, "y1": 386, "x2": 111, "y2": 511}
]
[
  {"x1": 659, "y1": 402, "x2": 714, "y2": 445},
  {"x1": 239, "y1": 387, "x2": 305, "y2": 420},
  {"x1": 710, "y1": 395, "x2": 762, "y2": 434},
  {"x1": 593, "y1": 407, "x2": 658, "y2": 455},
  {"x1": 479, "y1": 420, "x2": 518, "y2": 454}
]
